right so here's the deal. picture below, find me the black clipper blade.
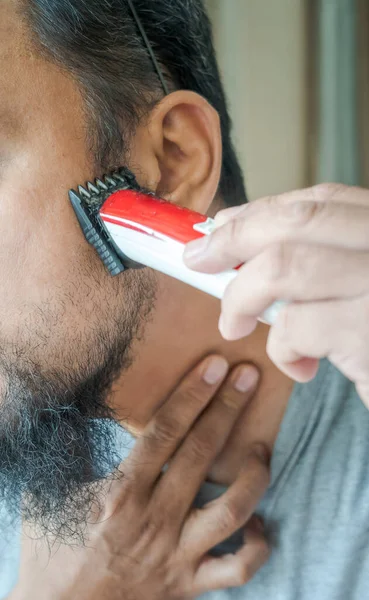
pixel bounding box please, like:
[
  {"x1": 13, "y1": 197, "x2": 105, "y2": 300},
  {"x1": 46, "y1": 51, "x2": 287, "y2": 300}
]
[{"x1": 69, "y1": 167, "x2": 142, "y2": 276}]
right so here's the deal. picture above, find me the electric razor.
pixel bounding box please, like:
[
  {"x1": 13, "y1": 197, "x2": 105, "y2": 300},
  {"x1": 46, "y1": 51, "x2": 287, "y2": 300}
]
[{"x1": 69, "y1": 167, "x2": 283, "y2": 325}]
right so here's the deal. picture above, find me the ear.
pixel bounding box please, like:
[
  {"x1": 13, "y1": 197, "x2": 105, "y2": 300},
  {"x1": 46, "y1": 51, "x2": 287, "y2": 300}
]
[{"x1": 128, "y1": 90, "x2": 222, "y2": 215}]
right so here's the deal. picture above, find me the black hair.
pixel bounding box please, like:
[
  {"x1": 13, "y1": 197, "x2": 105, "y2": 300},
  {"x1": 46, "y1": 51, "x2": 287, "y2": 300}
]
[{"x1": 24, "y1": 0, "x2": 247, "y2": 206}]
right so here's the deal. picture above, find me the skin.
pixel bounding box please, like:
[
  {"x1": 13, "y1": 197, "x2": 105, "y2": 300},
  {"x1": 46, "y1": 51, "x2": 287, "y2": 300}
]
[
  {"x1": 11, "y1": 360, "x2": 271, "y2": 599},
  {"x1": 2, "y1": 1, "x2": 295, "y2": 596},
  {"x1": 0, "y1": 0, "x2": 292, "y2": 482},
  {"x1": 0, "y1": 1, "x2": 159, "y2": 533},
  {"x1": 0, "y1": 1, "x2": 148, "y2": 364}
]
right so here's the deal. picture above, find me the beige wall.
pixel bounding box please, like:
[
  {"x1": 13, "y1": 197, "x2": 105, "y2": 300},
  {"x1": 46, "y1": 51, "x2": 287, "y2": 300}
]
[{"x1": 206, "y1": 0, "x2": 308, "y2": 200}]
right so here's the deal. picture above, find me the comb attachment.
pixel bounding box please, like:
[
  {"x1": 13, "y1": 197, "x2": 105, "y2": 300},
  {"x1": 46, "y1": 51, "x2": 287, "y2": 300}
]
[{"x1": 69, "y1": 167, "x2": 142, "y2": 275}]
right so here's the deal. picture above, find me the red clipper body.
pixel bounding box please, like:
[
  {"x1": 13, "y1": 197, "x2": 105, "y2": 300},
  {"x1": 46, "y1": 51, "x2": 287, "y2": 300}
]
[{"x1": 69, "y1": 168, "x2": 283, "y2": 325}]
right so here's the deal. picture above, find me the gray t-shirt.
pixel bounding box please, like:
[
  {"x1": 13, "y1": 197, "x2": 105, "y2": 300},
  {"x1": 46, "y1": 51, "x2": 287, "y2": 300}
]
[{"x1": 2, "y1": 360, "x2": 369, "y2": 599}]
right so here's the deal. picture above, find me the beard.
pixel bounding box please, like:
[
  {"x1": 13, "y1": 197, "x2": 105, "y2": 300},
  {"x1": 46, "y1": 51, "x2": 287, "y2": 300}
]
[{"x1": 0, "y1": 267, "x2": 156, "y2": 542}]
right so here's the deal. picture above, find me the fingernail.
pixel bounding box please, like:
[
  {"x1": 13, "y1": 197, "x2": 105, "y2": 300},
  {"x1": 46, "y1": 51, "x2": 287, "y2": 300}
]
[
  {"x1": 183, "y1": 236, "x2": 210, "y2": 263},
  {"x1": 233, "y1": 366, "x2": 259, "y2": 393},
  {"x1": 202, "y1": 356, "x2": 229, "y2": 385}
]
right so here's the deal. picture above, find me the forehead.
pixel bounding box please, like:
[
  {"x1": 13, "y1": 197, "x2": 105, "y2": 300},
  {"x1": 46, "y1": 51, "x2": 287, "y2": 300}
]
[{"x1": 0, "y1": 1, "x2": 87, "y2": 156}]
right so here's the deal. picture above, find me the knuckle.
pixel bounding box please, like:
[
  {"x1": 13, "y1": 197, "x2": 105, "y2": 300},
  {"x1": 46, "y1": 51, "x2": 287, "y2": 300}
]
[
  {"x1": 279, "y1": 199, "x2": 324, "y2": 227},
  {"x1": 224, "y1": 213, "x2": 247, "y2": 249},
  {"x1": 168, "y1": 386, "x2": 210, "y2": 423},
  {"x1": 233, "y1": 483, "x2": 255, "y2": 514},
  {"x1": 187, "y1": 432, "x2": 215, "y2": 462},
  {"x1": 263, "y1": 194, "x2": 279, "y2": 210},
  {"x1": 312, "y1": 182, "x2": 345, "y2": 201},
  {"x1": 219, "y1": 498, "x2": 246, "y2": 531},
  {"x1": 233, "y1": 471, "x2": 270, "y2": 511},
  {"x1": 235, "y1": 564, "x2": 253, "y2": 586},
  {"x1": 149, "y1": 414, "x2": 182, "y2": 447},
  {"x1": 219, "y1": 389, "x2": 245, "y2": 411},
  {"x1": 137, "y1": 513, "x2": 166, "y2": 545},
  {"x1": 180, "y1": 381, "x2": 208, "y2": 407},
  {"x1": 229, "y1": 212, "x2": 245, "y2": 238}
]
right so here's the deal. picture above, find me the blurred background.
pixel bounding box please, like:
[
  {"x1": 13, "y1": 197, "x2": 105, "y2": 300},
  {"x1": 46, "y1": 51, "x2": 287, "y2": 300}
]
[{"x1": 205, "y1": 0, "x2": 368, "y2": 200}]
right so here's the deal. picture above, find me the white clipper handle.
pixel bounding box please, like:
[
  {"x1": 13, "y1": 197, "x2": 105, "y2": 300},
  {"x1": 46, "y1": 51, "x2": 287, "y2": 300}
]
[{"x1": 103, "y1": 216, "x2": 286, "y2": 326}]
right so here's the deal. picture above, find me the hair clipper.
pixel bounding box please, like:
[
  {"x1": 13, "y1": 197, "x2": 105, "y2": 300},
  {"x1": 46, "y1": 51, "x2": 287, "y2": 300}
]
[{"x1": 69, "y1": 167, "x2": 283, "y2": 325}]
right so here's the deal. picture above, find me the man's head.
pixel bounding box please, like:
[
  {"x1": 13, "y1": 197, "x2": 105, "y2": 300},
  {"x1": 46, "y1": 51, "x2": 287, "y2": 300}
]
[{"x1": 0, "y1": 0, "x2": 246, "y2": 538}]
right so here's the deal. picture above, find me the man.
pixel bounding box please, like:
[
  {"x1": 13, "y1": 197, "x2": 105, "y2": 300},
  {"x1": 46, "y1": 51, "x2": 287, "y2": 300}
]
[{"x1": 1, "y1": 0, "x2": 369, "y2": 599}]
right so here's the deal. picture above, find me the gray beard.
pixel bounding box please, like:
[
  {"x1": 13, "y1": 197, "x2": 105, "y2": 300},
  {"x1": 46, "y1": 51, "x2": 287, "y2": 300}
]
[{"x1": 0, "y1": 270, "x2": 156, "y2": 543}]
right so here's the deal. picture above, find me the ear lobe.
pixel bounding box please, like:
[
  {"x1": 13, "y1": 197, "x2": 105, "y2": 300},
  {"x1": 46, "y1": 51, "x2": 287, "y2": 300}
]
[{"x1": 150, "y1": 91, "x2": 222, "y2": 215}]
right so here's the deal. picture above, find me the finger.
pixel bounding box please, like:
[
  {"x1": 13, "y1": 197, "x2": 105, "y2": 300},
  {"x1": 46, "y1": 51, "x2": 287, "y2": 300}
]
[
  {"x1": 182, "y1": 446, "x2": 269, "y2": 557},
  {"x1": 218, "y1": 244, "x2": 369, "y2": 340},
  {"x1": 154, "y1": 364, "x2": 259, "y2": 523},
  {"x1": 265, "y1": 297, "x2": 369, "y2": 384},
  {"x1": 184, "y1": 198, "x2": 369, "y2": 273},
  {"x1": 215, "y1": 184, "x2": 369, "y2": 231},
  {"x1": 291, "y1": 182, "x2": 369, "y2": 207},
  {"x1": 193, "y1": 516, "x2": 269, "y2": 595},
  {"x1": 119, "y1": 355, "x2": 229, "y2": 493}
]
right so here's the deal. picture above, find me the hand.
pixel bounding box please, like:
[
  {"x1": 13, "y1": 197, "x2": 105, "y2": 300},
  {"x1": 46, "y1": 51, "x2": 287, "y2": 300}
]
[
  {"x1": 12, "y1": 356, "x2": 269, "y2": 600},
  {"x1": 184, "y1": 184, "x2": 369, "y2": 406}
]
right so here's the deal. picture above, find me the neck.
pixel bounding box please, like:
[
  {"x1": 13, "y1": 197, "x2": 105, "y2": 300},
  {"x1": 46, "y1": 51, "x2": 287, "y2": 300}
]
[{"x1": 110, "y1": 277, "x2": 294, "y2": 485}]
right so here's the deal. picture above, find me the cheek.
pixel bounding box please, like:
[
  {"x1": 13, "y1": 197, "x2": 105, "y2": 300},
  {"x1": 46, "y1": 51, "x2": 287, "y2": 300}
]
[
  {"x1": 0, "y1": 173, "x2": 156, "y2": 375},
  {"x1": 0, "y1": 190, "x2": 74, "y2": 299},
  {"x1": 0, "y1": 135, "x2": 155, "y2": 370},
  {"x1": 0, "y1": 174, "x2": 111, "y2": 350}
]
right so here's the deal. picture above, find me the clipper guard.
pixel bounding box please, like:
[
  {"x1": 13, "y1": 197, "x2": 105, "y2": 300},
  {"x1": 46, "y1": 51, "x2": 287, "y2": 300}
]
[{"x1": 69, "y1": 167, "x2": 146, "y2": 275}]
